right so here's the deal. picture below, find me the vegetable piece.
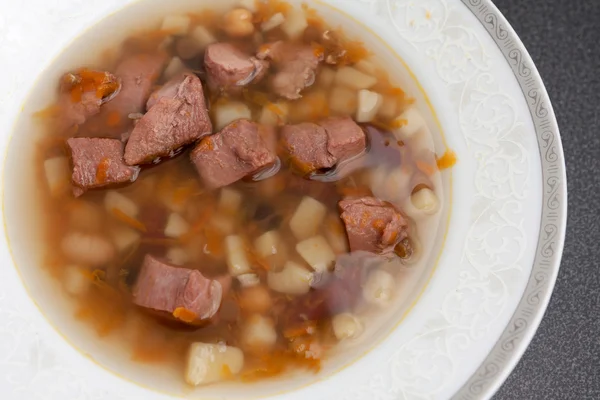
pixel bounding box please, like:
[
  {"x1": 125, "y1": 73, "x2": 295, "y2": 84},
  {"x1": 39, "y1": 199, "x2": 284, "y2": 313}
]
[
  {"x1": 324, "y1": 215, "x2": 349, "y2": 254},
  {"x1": 161, "y1": 15, "x2": 191, "y2": 35},
  {"x1": 164, "y1": 213, "x2": 190, "y2": 238},
  {"x1": 111, "y1": 226, "x2": 140, "y2": 253},
  {"x1": 61, "y1": 232, "x2": 115, "y2": 267},
  {"x1": 254, "y1": 230, "x2": 286, "y2": 261},
  {"x1": 218, "y1": 188, "x2": 242, "y2": 215},
  {"x1": 296, "y1": 235, "x2": 336, "y2": 273},
  {"x1": 44, "y1": 157, "x2": 70, "y2": 197},
  {"x1": 239, "y1": 0, "x2": 258, "y2": 12},
  {"x1": 289, "y1": 196, "x2": 327, "y2": 240},
  {"x1": 318, "y1": 67, "x2": 336, "y2": 88},
  {"x1": 267, "y1": 261, "x2": 313, "y2": 295},
  {"x1": 371, "y1": 166, "x2": 412, "y2": 203},
  {"x1": 392, "y1": 107, "x2": 426, "y2": 140},
  {"x1": 191, "y1": 25, "x2": 217, "y2": 49},
  {"x1": 377, "y1": 95, "x2": 398, "y2": 120},
  {"x1": 329, "y1": 86, "x2": 358, "y2": 115},
  {"x1": 354, "y1": 59, "x2": 377, "y2": 75},
  {"x1": 356, "y1": 90, "x2": 383, "y2": 123},
  {"x1": 334, "y1": 67, "x2": 377, "y2": 90},
  {"x1": 63, "y1": 265, "x2": 90, "y2": 296},
  {"x1": 238, "y1": 285, "x2": 272, "y2": 313},
  {"x1": 223, "y1": 8, "x2": 255, "y2": 37},
  {"x1": 259, "y1": 102, "x2": 289, "y2": 126},
  {"x1": 332, "y1": 313, "x2": 363, "y2": 340},
  {"x1": 163, "y1": 57, "x2": 185, "y2": 81},
  {"x1": 225, "y1": 235, "x2": 251, "y2": 276},
  {"x1": 237, "y1": 273, "x2": 260, "y2": 287},
  {"x1": 242, "y1": 314, "x2": 277, "y2": 349},
  {"x1": 281, "y1": 8, "x2": 308, "y2": 39},
  {"x1": 166, "y1": 247, "x2": 189, "y2": 265},
  {"x1": 104, "y1": 191, "x2": 138, "y2": 218},
  {"x1": 186, "y1": 343, "x2": 244, "y2": 386},
  {"x1": 213, "y1": 101, "x2": 252, "y2": 131},
  {"x1": 362, "y1": 269, "x2": 395, "y2": 306},
  {"x1": 209, "y1": 214, "x2": 236, "y2": 235},
  {"x1": 261, "y1": 12, "x2": 285, "y2": 31},
  {"x1": 410, "y1": 188, "x2": 439, "y2": 215}
]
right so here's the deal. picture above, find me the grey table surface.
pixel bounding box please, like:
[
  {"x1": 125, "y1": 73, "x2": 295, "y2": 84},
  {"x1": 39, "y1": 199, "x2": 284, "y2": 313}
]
[{"x1": 488, "y1": 0, "x2": 600, "y2": 399}]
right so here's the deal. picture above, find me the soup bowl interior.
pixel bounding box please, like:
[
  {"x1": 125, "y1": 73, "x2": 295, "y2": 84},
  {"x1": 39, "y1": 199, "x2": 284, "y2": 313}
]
[{"x1": 3, "y1": 0, "x2": 451, "y2": 397}]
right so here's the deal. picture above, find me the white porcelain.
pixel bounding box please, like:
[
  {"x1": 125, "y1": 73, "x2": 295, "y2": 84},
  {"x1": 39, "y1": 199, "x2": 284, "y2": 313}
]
[{"x1": 0, "y1": 0, "x2": 566, "y2": 399}]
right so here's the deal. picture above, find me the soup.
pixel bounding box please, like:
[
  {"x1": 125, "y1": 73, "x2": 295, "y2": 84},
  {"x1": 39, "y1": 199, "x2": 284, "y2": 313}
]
[{"x1": 28, "y1": 0, "x2": 452, "y2": 388}]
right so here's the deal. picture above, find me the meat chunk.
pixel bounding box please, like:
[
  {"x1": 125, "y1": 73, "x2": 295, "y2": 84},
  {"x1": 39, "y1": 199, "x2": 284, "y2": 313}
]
[
  {"x1": 124, "y1": 74, "x2": 212, "y2": 165},
  {"x1": 281, "y1": 123, "x2": 335, "y2": 174},
  {"x1": 146, "y1": 73, "x2": 186, "y2": 110},
  {"x1": 257, "y1": 41, "x2": 322, "y2": 99},
  {"x1": 133, "y1": 254, "x2": 224, "y2": 323},
  {"x1": 204, "y1": 43, "x2": 268, "y2": 93},
  {"x1": 191, "y1": 119, "x2": 276, "y2": 189},
  {"x1": 338, "y1": 197, "x2": 408, "y2": 254},
  {"x1": 103, "y1": 53, "x2": 167, "y2": 118},
  {"x1": 57, "y1": 70, "x2": 120, "y2": 130},
  {"x1": 67, "y1": 138, "x2": 139, "y2": 196},
  {"x1": 282, "y1": 116, "x2": 366, "y2": 174}
]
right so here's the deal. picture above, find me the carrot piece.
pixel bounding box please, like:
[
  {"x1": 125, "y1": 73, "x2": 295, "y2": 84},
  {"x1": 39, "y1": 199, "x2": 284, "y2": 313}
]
[
  {"x1": 173, "y1": 307, "x2": 197, "y2": 323},
  {"x1": 436, "y1": 149, "x2": 457, "y2": 170},
  {"x1": 111, "y1": 208, "x2": 147, "y2": 233},
  {"x1": 95, "y1": 157, "x2": 110, "y2": 184}
]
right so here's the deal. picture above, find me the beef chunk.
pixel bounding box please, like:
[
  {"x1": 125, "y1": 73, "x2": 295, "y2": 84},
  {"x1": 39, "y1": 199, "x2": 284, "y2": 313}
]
[
  {"x1": 257, "y1": 41, "x2": 322, "y2": 99},
  {"x1": 57, "y1": 70, "x2": 120, "y2": 130},
  {"x1": 190, "y1": 119, "x2": 276, "y2": 189},
  {"x1": 338, "y1": 197, "x2": 408, "y2": 254},
  {"x1": 124, "y1": 74, "x2": 212, "y2": 165},
  {"x1": 133, "y1": 254, "x2": 224, "y2": 323},
  {"x1": 103, "y1": 53, "x2": 167, "y2": 118},
  {"x1": 281, "y1": 123, "x2": 335, "y2": 174},
  {"x1": 282, "y1": 116, "x2": 366, "y2": 174},
  {"x1": 67, "y1": 137, "x2": 139, "y2": 196},
  {"x1": 204, "y1": 43, "x2": 268, "y2": 93},
  {"x1": 146, "y1": 73, "x2": 186, "y2": 110}
]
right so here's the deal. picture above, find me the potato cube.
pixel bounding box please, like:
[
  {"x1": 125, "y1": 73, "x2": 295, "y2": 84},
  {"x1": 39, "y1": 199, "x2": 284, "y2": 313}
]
[
  {"x1": 186, "y1": 343, "x2": 244, "y2": 386},
  {"x1": 296, "y1": 235, "x2": 336, "y2": 273},
  {"x1": 289, "y1": 196, "x2": 327, "y2": 240}
]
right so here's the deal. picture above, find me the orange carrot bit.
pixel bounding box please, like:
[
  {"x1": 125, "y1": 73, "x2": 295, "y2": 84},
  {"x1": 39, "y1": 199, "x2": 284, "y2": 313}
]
[
  {"x1": 173, "y1": 307, "x2": 197, "y2": 324},
  {"x1": 311, "y1": 42, "x2": 326, "y2": 58},
  {"x1": 221, "y1": 364, "x2": 233, "y2": 379},
  {"x1": 111, "y1": 208, "x2": 148, "y2": 233},
  {"x1": 390, "y1": 118, "x2": 408, "y2": 129},
  {"x1": 436, "y1": 149, "x2": 458, "y2": 170},
  {"x1": 283, "y1": 320, "x2": 318, "y2": 339},
  {"x1": 95, "y1": 157, "x2": 111, "y2": 184},
  {"x1": 416, "y1": 160, "x2": 437, "y2": 176},
  {"x1": 106, "y1": 110, "x2": 121, "y2": 128}
]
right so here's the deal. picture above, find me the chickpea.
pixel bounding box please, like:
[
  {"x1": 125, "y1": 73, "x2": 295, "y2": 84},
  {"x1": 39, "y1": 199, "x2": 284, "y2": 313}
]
[{"x1": 223, "y1": 8, "x2": 255, "y2": 37}]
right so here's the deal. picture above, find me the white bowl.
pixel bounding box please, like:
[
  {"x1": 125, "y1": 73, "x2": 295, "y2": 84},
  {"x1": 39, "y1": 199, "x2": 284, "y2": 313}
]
[{"x1": 0, "y1": 0, "x2": 566, "y2": 399}]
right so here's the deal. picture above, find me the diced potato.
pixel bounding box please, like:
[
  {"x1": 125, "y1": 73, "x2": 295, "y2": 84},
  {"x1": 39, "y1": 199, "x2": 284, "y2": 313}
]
[
  {"x1": 163, "y1": 57, "x2": 185, "y2": 80},
  {"x1": 191, "y1": 25, "x2": 217, "y2": 49},
  {"x1": 410, "y1": 188, "x2": 439, "y2": 215},
  {"x1": 69, "y1": 201, "x2": 103, "y2": 232},
  {"x1": 372, "y1": 167, "x2": 412, "y2": 203},
  {"x1": 296, "y1": 235, "x2": 336, "y2": 273},
  {"x1": 238, "y1": 285, "x2": 272, "y2": 313},
  {"x1": 210, "y1": 213, "x2": 236, "y2": 235},
  {"x1": 104, "y1": 191, "x2": 138, "y2": 218},
  {"x1": 324, "y1": 215, "x2": 349, "y2": 254},
  {"x1": 362, "y1": 269, "x2": 395, "y2": 306},
  {"x1": 354, "y1": 59, "x2": 377, "y2": 75},
  {"x1": 332, "y1": 313, "x2": 363, "y2": 340},
  {"x1": 166, "y1": 247, "x2": 189, "y2": 265},
  {"x1": 239, "y1": 0, "x2": 257, "y2": 12},
  {"x1": 356, "y1": 90, "x2": 383, "y2": 123},
  {"x1": 254, "y1": 230, "x2": 285, "y2": 259},
  {"x1": 161, "y1": 15, "x2": 191, "y2": 35},
  {"x1": 225, "y1": 235, "x2": 251, "y2": 276},
  {"x1": 261, "y1": 12, "x2": 285, "y2": 31},
  {"x1": 242, "y1": 314, "x2": 277, "y2": 349},
  {"x1": 44, "y1": 157, "x2": 70, "y2": 197},
  {"x1": 61, "y1": 232, "x2": 115, "y2": 267},
  {"x1": 329, "y1": 86, "x2": 358, "y2": 115},
  {"x1": 377, "y1": 96, "x2": 398, "y2": 120},
  {"x1": 218, "y1": 188, "x2": 242, "y2": 215},
  {"x1": 111, "y1": 226, "x2": 140, "y2": 253},
  {"x1": 318, "y1": 67, "x2": 336, "y2": 88},
  {"x1": 267, "y1": 261, "x2": 313, "y2": 295},
  {"x1": 164, "y1": 213, "x2": 190, "y2": 238},
  {"x1": 258, "y1": 102, "x2": 289, "y2": 126},
  {"x1": 334, "y1": 67, "x2": 377, "y2": 90},
  {"x1": 237, "y1": 273, "x2": 260, "y2": 287},
  {"x1": 214, "y1": 102, "x2": 252, "y2": 131},
  {"x1": 392, "y1": 107, "x2": 426, "y2": 140},
  {"x1": 186, "y1": 343, "x2": 244, "y2": 386},
  {"x1": 289, "y1": 196, "x2": 327, "y2": 240},
  {"x1": 281, "y1": 8, "x2": 308, "y2": 39},
  {"x1": 63, "y1": 265, "x2": 90, "y2": 296}
]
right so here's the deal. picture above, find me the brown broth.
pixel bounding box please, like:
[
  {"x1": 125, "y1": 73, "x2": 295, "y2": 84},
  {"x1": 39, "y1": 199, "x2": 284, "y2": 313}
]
[{"x1": 33, "y1": 0, "x2": 443, "y2": 384}]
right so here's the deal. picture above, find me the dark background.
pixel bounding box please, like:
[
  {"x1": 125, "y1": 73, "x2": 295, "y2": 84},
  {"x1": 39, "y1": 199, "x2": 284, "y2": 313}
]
[{"x1": 490, "y1": 1, "x2": 600, "y2": 399}]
